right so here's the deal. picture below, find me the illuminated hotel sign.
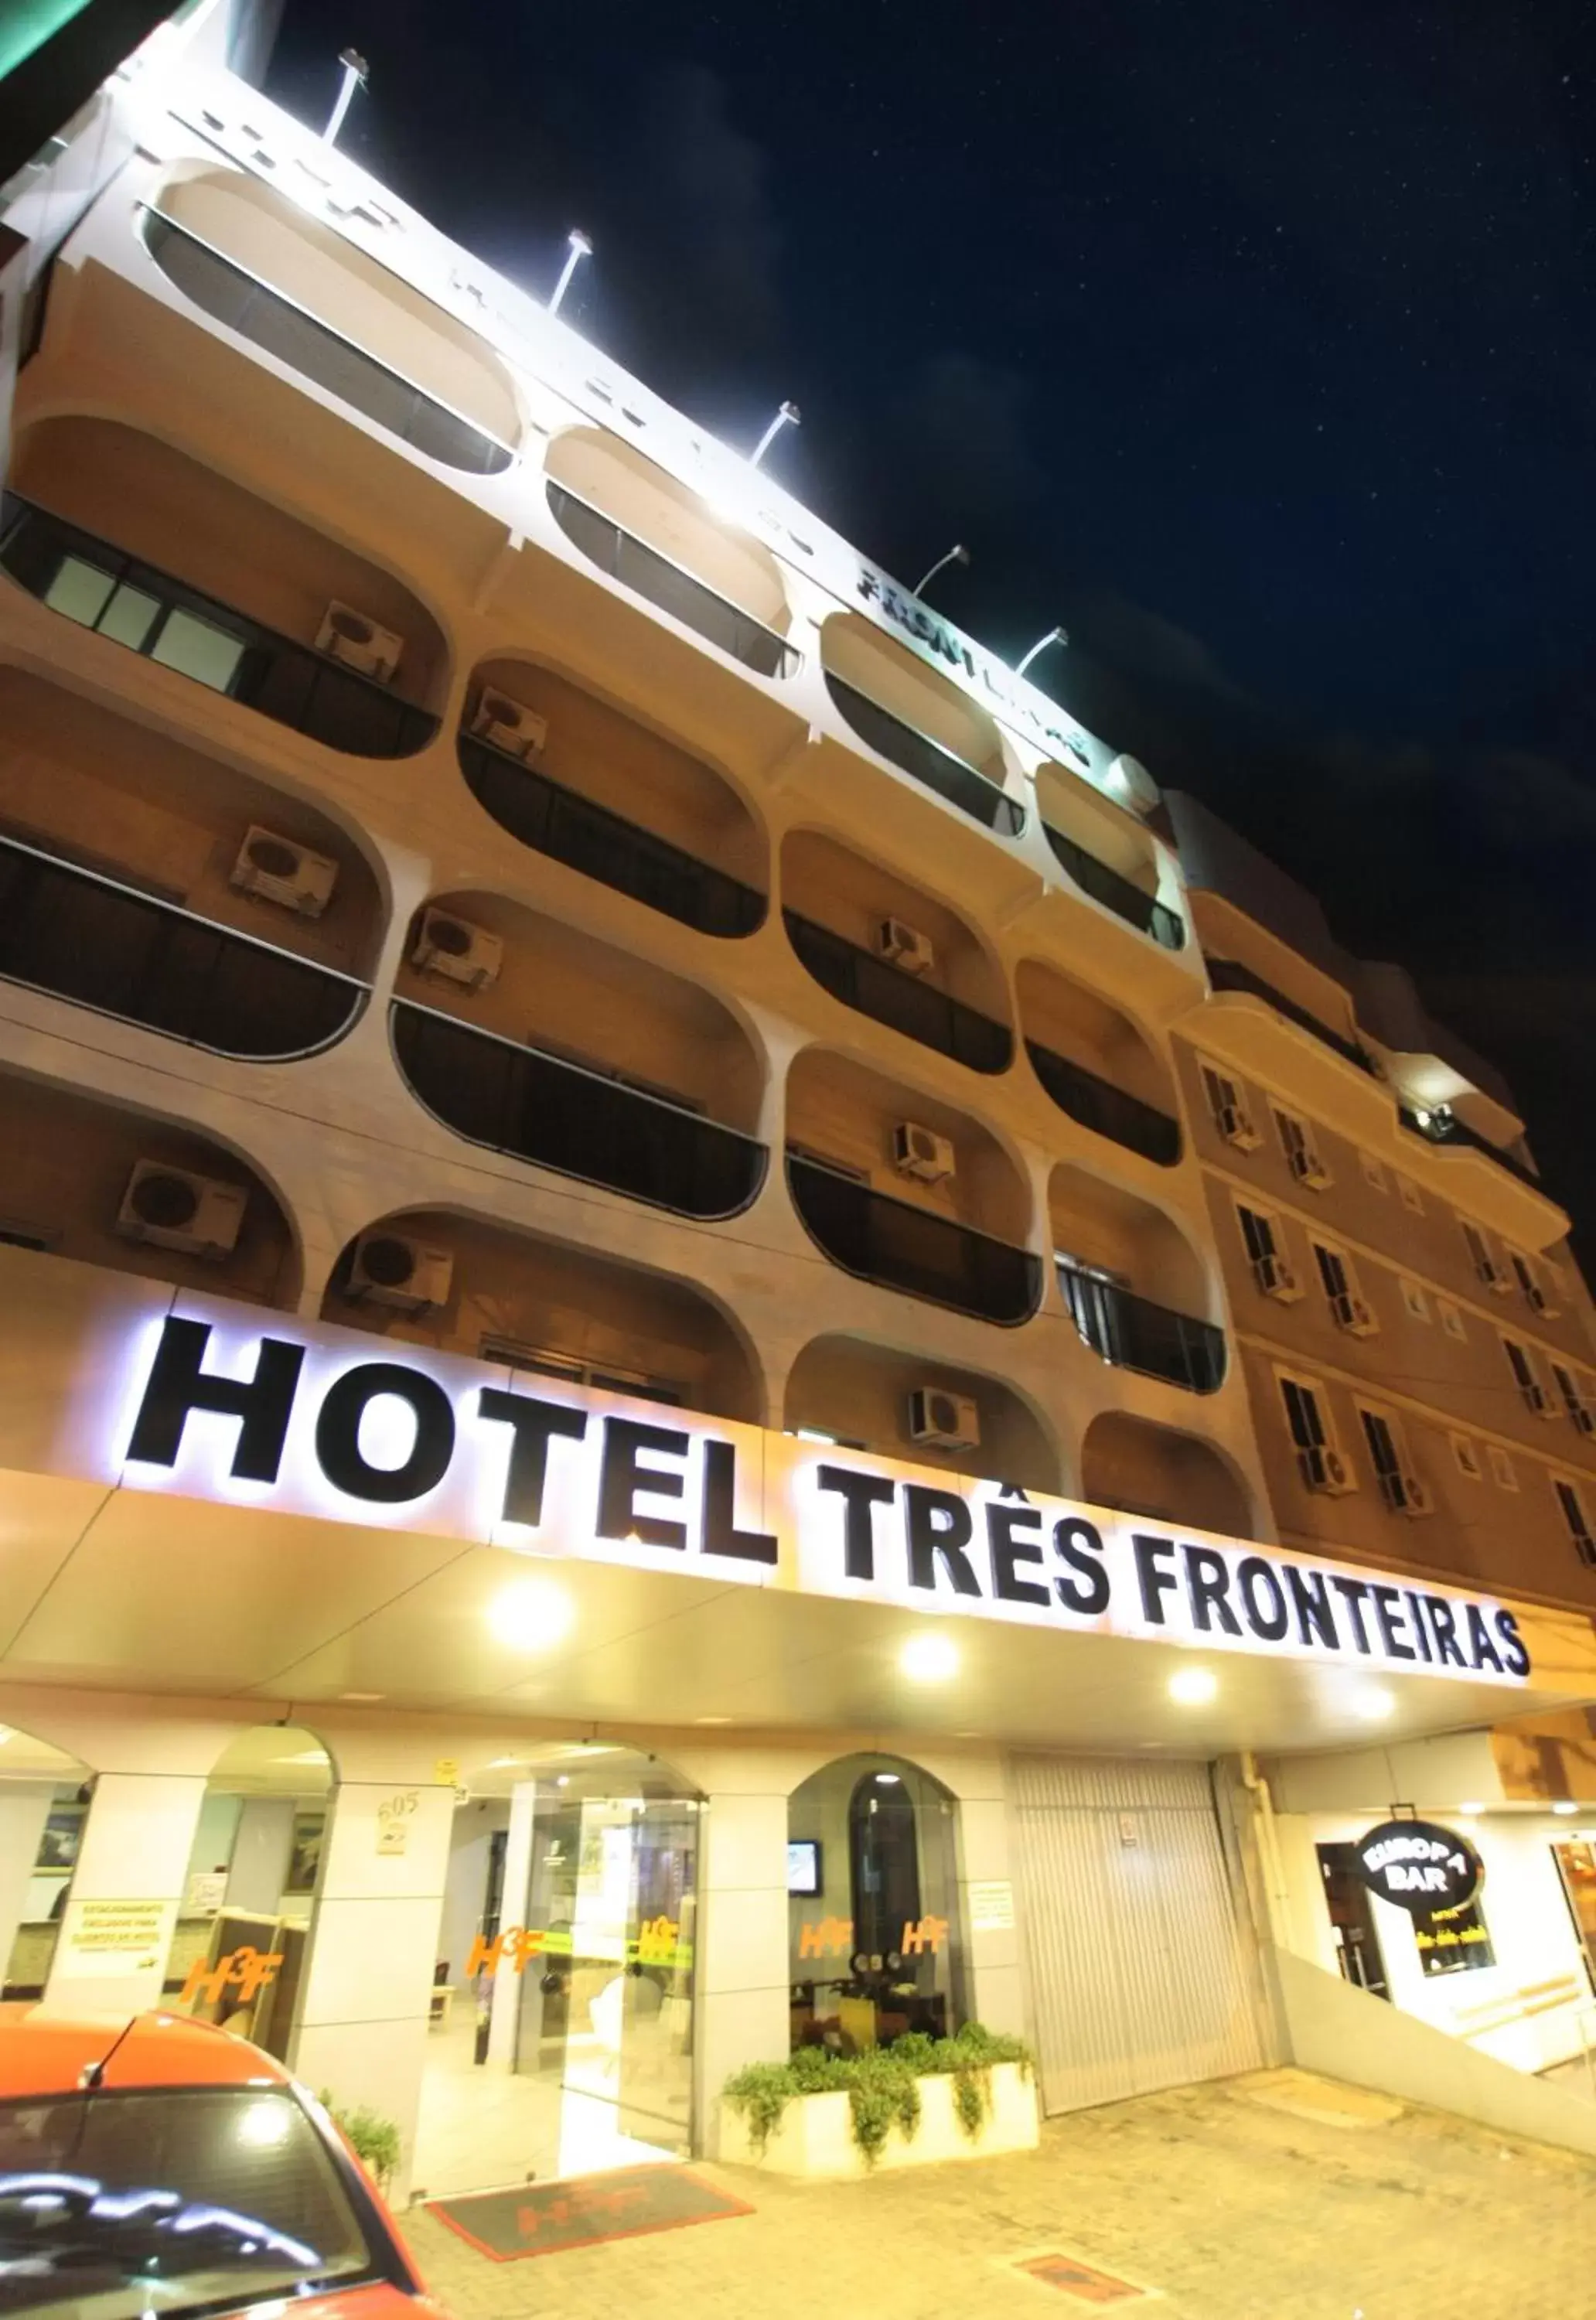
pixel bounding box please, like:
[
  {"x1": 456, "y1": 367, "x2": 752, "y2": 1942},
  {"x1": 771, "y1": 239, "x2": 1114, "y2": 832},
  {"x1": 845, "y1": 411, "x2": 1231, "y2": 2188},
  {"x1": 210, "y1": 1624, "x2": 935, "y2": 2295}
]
[{"x1": 107, "y1": 1309, "x2": 1533, "y2": 1686}]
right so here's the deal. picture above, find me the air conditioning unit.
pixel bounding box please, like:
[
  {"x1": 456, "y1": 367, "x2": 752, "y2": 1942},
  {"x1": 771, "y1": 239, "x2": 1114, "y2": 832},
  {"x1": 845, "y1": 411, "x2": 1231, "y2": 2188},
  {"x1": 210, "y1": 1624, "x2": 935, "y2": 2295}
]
[
  {"x1": 1524, "y1": 1382, "x2": 1557, "y2": 1419},
  {"x1": 1288, "y1": 1145, "x2": 1332, "y2": 1190},
  {"x1": 116, "y1": 1162, "x2": 247, "y2": 1259},
  {"x1": 1219, "y1": 1102, "x2": 1262, "y2": 1152},
  {"x1": 229, "y1": 825, "x2": 339, "y2": 918},
  {"x1": 907, "y1": 1387, "x2": 980, "y2": 1452},
  {"x1": 1472, "y1": 1253, "x2": 1509, "y2": 1293},
  {"x1": 1332, "y1": 1291, "x2": 1378, "y2": 1337},
  {"x1": 315, "y1": 600, "x2": 404, "y2": 684},
  {"x1": 349, "y1": 1230, "x2": 455, "y2": 1312},
  {"x1": 1573, "y1": 1407, "x2": 1595, "y2": 1439},
  {"x1": 1524, "y1": 1281, "x2": 1553, "y2": 1317},
  {"x1": 470, "y1": 688, "x2": 548, "y2": 761},
  {"x1": 1253, "y1": 1253, "x2": 1304, "y2": 1303},
  {"x1": 876, "y1": 917, "x2": 935, "y2": 976},
  {"x1": 1298, "y1": 1443, "x2": 1354, "y2": 1496},
  {"x1": 1379, "y1": 1470, "x2": 1433, "y2": 1517},
  {"x1": 892, "y1": 1121, "x2": 956, "y2": 1184},
  {"x1": 411, "y1": 908, "x2": 503, "y2": 991}
]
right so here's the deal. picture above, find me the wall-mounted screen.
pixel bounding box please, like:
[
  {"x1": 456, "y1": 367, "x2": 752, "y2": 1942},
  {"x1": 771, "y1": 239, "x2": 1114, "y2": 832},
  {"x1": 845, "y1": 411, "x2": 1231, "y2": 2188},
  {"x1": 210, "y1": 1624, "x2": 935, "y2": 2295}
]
[{"x1": 786, "y1": 1838, "x2": 822, "y2": 1897}]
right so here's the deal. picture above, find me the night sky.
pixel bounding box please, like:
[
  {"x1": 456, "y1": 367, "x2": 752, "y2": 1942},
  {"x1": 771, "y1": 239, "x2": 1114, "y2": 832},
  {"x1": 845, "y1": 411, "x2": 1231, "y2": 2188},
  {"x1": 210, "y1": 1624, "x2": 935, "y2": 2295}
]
[{"x1": 268, "y1": 1, "x2": 1596, "y2": 1250}]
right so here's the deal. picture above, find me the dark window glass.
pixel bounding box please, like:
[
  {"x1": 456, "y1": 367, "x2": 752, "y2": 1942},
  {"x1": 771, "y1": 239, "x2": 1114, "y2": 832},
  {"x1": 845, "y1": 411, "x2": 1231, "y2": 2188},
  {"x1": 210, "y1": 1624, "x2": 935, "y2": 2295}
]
[{"x1": 1413, "y1": 1895, "x2": 1495, "y2": 1977}]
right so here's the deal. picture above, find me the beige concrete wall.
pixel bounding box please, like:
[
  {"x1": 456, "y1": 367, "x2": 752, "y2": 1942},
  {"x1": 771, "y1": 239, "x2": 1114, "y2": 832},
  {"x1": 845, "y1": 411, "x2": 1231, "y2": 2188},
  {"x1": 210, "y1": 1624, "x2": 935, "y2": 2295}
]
[
  {"x1": 782, "y1": 827, "x2": 1009, "y2": 1023},
  {"x1": 783, "y1": 1332, "x2": 1061, "y2": 1492}
]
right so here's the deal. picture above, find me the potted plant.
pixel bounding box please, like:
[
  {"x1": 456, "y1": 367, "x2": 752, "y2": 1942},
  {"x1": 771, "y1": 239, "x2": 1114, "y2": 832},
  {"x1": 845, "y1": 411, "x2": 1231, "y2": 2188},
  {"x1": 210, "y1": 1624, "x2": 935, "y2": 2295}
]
[{"x1": 720, "y1": 2023, "x2": 1037, "y2": 2177}]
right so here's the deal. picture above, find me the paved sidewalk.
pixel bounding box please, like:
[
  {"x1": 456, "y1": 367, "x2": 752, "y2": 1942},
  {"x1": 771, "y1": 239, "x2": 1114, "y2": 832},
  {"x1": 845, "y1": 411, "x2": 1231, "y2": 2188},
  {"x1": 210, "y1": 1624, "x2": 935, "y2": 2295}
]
[{"x1": 404, "y1": 2069, "x2": 1593, "y2": 2320}]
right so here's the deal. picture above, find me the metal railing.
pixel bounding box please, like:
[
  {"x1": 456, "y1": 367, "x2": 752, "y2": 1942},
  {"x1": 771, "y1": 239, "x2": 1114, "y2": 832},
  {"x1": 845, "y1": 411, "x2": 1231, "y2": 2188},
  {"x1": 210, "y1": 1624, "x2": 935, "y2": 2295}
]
[
  {"x1": 0, "y1": 495, "x2": 439, "y2": 759},
  {"x1": 1206, "y1": 957, "x2": 1376, "y2": 1074},
  {"x1": 1026, "y1": 1040, "x2": 1181, "y2": 1165},
  {"x1": 0, "y1": 833, "x2": 368, "y2": 1059},
  {"x1": 1042, "y1": 823, "x2": 1185, "y2": 949},
  {"x1": 785, "y1": 910, "x2": 1012, "y2": 1073},
  {"x1": 459, "y1": 732, "x2": 765, "y2": 937},
  {"x1": 392, "y1": 997, "x2": 768, "y2": 1220},
  {"x1": 1057, "y1": 1259, "x2": 1226, "y2": 1393},
  {"x1": 1399, "y1": 1103, "x2": 1544, "y2": 1194},
  {"x1": 787, "y1": 1151, "x2": 1042, "y2": 1325},
  {"x1": 547, "y1": 483, "x2": 798, "y2": 679},
  {"x1": 825, "y1": 675, "x2": 1026, "y2": 837},
  {"x1": 141, "y1": 208, "x2": 514, "y2": 476}
]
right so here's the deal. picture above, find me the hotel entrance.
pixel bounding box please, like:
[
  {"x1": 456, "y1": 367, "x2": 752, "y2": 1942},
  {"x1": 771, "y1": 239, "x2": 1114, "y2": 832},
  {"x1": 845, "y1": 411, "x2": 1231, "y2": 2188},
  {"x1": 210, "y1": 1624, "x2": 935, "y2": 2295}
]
[{"x1": 413, "y1": 1745, "x2": 699, "y2": 2199}]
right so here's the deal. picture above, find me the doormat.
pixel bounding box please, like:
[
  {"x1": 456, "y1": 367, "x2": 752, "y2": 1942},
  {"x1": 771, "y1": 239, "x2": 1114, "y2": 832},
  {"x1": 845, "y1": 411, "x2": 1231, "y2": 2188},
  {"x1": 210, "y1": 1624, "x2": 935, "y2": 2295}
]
[
  {"x1": 426, "y1": 2165, "x2": 754, "y2": 2261},
  {"x1": 1018, "y1": 2252, "x2": 1152, "y2": 2303}
]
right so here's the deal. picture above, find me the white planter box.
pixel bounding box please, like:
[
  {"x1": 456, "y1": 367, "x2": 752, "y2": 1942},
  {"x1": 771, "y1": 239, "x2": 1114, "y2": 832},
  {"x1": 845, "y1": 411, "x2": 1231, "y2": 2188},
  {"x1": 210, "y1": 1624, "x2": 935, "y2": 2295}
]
[{"x1": 717, "y1": 2060, "x2": 1039, "y2": 2177}]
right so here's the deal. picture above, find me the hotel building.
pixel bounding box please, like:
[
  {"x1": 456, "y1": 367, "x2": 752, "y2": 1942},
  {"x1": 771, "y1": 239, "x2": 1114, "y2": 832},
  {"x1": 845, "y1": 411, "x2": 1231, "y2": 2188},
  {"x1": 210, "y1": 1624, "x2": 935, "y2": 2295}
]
[{"x1": 2, "y1": 2, "x2": 1595, "y2": 2197}]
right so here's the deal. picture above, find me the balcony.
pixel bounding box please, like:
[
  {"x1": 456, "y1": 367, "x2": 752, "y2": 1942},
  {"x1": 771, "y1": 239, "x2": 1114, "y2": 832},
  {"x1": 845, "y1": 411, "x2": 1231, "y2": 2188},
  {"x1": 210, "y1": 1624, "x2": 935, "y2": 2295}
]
[
  {"x1": 1400, "y1": 1104, "x2": 1543, "y2": 1195},
  {"x1": 140, "y1": 206, "x2": 514, "y2": 476},
  {"x1": 1, "y1": 496, "x2": 439, "y2": 757},
  {"x1": 826, "y1": 675, "x2": 1025, "y2": 836},
  {"x1": 1207, "y1": 957, "x2": 1374, "y2": 1074},
  {"x1": 1058, "y1": 1261, "x2": 1226, "y2": 1394},
  {"x1": 547, "y1": 482, "x2": 797, "y2": 678},
  {"x1": 784, "y1": 910, "x2": 1011, "y2": 1072},
  {"x1": 1043, "y1": 822, "x2": 1184, "y2": 948},
  {"x1": 1027, "y1": 1041, "x2": 1180, "y2": 1165},
  {"x1": 392, "y1": 998, "x2": 767, "y2": 1220},
  {"x1": 787, "y1": 1152, "x2": 1041, "y2": 1325},
  {"x1": 0, "y1": 834, "x2": 368, "y2": 1059}
]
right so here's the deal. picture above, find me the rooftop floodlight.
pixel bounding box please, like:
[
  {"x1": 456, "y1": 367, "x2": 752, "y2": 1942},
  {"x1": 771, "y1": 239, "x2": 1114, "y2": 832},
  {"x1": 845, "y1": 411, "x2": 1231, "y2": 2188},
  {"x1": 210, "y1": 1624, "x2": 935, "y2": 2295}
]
[
  {"x1": 1015, "y1": 624, "x2": 1069, "y2": 679},
  {"x1": 548, "y1": 229, "x2": 592, "y2": 318},
  {"x1": 913, "y1": 543, "x2": 970, "y2": 599},
  {"x1": 322, "y1": 48, "x2": 369, "y2": 148},
  {"x1": 750, "y1": 401, "x2": 800, "y2": 468}
]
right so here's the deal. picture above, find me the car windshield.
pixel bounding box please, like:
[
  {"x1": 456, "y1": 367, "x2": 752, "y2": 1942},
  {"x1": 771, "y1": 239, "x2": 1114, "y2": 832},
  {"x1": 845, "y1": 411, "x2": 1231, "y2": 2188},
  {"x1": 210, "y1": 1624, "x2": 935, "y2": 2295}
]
[{"x1": 0, "y1": 2085, "x2": 378, "y2": 2320}]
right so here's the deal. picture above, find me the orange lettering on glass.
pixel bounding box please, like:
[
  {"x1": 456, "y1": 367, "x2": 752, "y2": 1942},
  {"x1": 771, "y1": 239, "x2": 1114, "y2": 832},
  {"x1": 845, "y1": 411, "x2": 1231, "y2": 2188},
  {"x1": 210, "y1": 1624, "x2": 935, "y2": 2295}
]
[
  {"x1": 798, "y1": 1916, "x2": 853, "y2": 1959},
  {"x1": 180, "y1": 1944, "x2": 284, "y2": 2008},
  {"x1": 901, "y1": 1915, "x2": 949, "y2": 1955}
]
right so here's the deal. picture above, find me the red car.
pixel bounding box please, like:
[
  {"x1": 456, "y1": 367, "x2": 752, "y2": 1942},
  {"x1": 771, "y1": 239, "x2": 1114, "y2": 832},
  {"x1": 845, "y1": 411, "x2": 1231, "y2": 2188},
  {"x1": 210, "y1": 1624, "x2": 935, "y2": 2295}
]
[{"x1": 0, "y1": 2008, "x2": 448, "y2": 2320}]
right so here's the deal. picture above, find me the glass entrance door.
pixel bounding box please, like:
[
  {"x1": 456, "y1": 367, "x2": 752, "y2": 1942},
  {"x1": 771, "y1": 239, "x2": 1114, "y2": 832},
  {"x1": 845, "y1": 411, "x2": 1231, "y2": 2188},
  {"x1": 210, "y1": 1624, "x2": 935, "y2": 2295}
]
[{"x1": 1317, "y1": 1842, "x2": 1390, "y2": 1999}]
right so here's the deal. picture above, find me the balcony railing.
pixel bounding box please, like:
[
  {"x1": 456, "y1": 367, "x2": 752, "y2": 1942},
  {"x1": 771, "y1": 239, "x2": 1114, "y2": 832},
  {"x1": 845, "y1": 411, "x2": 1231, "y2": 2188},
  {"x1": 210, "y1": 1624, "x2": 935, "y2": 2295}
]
[
  {"x1": 0, "y1": 496, "x2": 438, "y2": 759},
  {"x1": 1026, "y1": 1041, "x2": 1181, "y2": 1165},
  {"x1": 1399, "y1": 1104, "x2": 1543, "y2": 1195},
  {"x1": 1207, "y1": 957, "x2": 1375, "y2": 1074},
  {"x1": 141, "y1": 208, "x2": 513, "y2": 476},
  {"x1": 392, "y1": 998, "x2": 767, "y2": 1220},
  {"x1": 1057, "y1": 1260, "x2": 1226, "y2": 1394},
  {"x1": 0, "y1": 834, "x2": 367, "y2": 1059},
  {"x1": 825, "y1": 676, "x2": 1026, "y2": 837},
  {"x1": 459, "y1": 732, "x2": 765, "y2": 938},
  {"x1": 1043, "y1": 824, "x2": 1185, "y2": 949},
  {"x1": 785, "y1": 911, "x2": 1011, "y2": 1073},
  {"x1": 787, "y1": 1151, "x2": 1041, "y2": 1325},
  {"x1": 547, "y1": 483, "x2": 798, "y2": 679}
]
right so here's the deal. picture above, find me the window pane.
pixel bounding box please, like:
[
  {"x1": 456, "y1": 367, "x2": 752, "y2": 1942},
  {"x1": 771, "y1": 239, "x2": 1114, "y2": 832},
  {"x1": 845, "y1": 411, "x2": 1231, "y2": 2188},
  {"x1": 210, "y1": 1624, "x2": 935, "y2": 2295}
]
[
  {"x1": 1414, "y1": 1896, "x2": 1495, "y2": 1976},
  {"x1": 150, "y1": 609, "x2": 247, "y2": 692},
  {"x1": 97, "y1": 583, "x2": 162, "y2": 651},
  {"x1": 43, "y1": 554, "x2": 116, "y2": 627}
]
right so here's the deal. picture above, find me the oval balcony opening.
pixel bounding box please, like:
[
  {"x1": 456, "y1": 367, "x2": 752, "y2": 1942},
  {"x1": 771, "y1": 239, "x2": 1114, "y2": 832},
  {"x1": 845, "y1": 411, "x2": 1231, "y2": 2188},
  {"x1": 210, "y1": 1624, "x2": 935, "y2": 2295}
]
[
  {"x1": 324, "y1": 1209, "x2": 761, "y2": 1422},
  {"x1": 786, "y1": 1332, "x2": 1059, "y2": 1490},
  {"x1": 1018, "y1": 958, "x2": 1180, "y2": 1165},
  {"x1": 5, "y1": 420, "x2": 445, "y2": 756},
  {"x1": 545, "y1": 429, "x2": 795, "y2": 677},
  {"x1": 459, "y1": 660, "x2": 766, "y2": 938},
  {"x1": 392, "y1": 893, "x2": 767, "y2": 1221},
  {"x1": 145, "y1": 165, "x2": 519, "y2": 473},
  {"x1": 1050, "y1": 1165, "x2": 1223, "y2": 1393},
  {"x1": 781, "y1": 830, "x2": 1011, "y2": 1073},
  {"x1": 1081, "y1": 1411, "x2": 1253, "y2": 1537},
  {"x1": 820, "y1": 612, "x2": 1023, "y2": 836},
  {"x1": 1037, "y1": 765, "x2": 1184, "y2": 949}
]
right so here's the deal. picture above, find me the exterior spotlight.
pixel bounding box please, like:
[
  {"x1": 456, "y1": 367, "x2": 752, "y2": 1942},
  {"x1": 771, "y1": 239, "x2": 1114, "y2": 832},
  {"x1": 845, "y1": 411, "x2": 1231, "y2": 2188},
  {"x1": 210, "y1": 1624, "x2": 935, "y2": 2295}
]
[
  {"x1": 322, "y1": 49, "x2": 369, "y2": 148},
  {"x1": 913, "y1": 544, "x2": 970, "y2": 599},
  {"x1": 1015, "y1": 624, "x2": 1068, "y2": 679},
  {"x1": 1168, "y1": 1667, "x2": 1216, "y2": 1706},
  {"x1": 1350, "y1": 1687, "x2": 1395, "y2": 1721},
  {"x1": 899, "y1": 1632, "x2": 959, "y2": 1683},
  {"x1": 1553, "y1": 1801, "x2": 1578, "y2": 1816},
  {"x1": 548, "y1": 230, "x2": 592, "y2": 318},
  {"x1": 750, "y1": 401, "x2": 800, "y2": 468},
  {"x1": 1458, "y1": 1800, "x2": 1485, "y2": 1817},
  {"x1": 487, "y1": 1576, "x2": 575, "y2": 1652}
]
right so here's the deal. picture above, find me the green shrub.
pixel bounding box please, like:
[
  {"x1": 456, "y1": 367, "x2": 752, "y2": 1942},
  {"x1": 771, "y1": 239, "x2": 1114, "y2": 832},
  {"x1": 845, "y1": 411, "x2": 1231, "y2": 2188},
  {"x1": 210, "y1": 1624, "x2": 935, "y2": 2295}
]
[
  {"x1": 723, "y1": 2025, "x2": 1032, "y2": 2165},
  {"x1": 319, "y1": 2092, "x2": 401, "y2": 2190},
  {"x1": 722, "y1": 2059, "x2": 802, "y2": 2155}
]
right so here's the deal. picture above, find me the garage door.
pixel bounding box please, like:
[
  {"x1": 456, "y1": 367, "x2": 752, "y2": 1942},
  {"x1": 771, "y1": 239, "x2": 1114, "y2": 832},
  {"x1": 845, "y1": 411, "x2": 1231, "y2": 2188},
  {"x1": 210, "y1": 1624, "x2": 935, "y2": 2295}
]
[{"x1": 1008, "y1": 1753, "x2": 1270, "y2": 2114}]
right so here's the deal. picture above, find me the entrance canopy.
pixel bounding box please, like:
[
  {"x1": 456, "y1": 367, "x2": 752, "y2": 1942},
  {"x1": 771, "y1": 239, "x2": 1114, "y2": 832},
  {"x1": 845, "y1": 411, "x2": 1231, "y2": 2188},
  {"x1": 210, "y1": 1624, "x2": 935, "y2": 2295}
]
[{"x1": 2, "y1": 1250, "x2": 1593, "y2": 1755}]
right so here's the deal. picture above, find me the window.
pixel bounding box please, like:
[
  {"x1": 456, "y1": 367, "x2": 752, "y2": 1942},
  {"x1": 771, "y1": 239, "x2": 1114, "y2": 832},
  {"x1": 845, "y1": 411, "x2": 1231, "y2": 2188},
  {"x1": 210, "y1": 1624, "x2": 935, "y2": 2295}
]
[
  {"x1": 1555, "y1": 1479, "x2": 1596, "y2": 1568},
  {"x1": 1451, "y1": 1433, "x2": 1483, "y2": 1480},
  {"x1": 1437, "y1": 1299, "x2": 1467, "y2": 1343},
  {"x1": 1461, "y1": 1219, "x2": 1505, "y2": 1292},
  {"x1": 1551, "y1": 1364, "x2": 1595, "y2": 1437},
  {"x1": 1509, "y1": 1250, "x2": 1557, "y2": 1319},
  {"x1": 1313, "y1": 1241, "x2": 1375, "y2": 1335},
  {"x1": 1202, "y1": 1061, "x2": 1260, "y2": 1150},
  {"x1": 1358, "y1": 1404, "x2": 1427, "y2": 1513},
  {"x1": 1502, "y1": 1336, "x2": 1553, "y2": 1417},
  {"x1": 1414, "y1": 1892, "x2": 1495, "y2": 1977},
  {"x1": 1398, "y1": 1279, "x2": 1431, "y2": 1322},
  {"x1": 1240, "y1": 1203, "x2": 1296, "y2": 1298},
  {"x1": 1280, "y1": 1373, "x2": 1330, "y2": 1452},
  {"x1": 1279, "y1": 1372, "x2": 1351, "y2": 1491},
  {"x1": 1360, "y1": 1151, "x2": 1389, "y2": 1192},
  {"x1": 1396, "y1": 1174, "x2": 1423, "y2": 1215},
  {"x1": 1275, "y1": 1106, "x2": 1331, "y2": 1189},
  {"x1": 479, "y1": 1337, "x2": 684, "y2": 1406},
  {"x1": 1488, "y1": 1444, "x2": 1519, "y2": 1491}
]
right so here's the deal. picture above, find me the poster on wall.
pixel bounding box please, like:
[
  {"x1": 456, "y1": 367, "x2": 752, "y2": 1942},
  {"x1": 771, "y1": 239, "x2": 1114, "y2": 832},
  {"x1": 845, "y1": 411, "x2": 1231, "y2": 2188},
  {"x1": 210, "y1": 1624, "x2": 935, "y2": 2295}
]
[{"x1": 54, "y1": 1898, "x2": 176, "y2": 1977}]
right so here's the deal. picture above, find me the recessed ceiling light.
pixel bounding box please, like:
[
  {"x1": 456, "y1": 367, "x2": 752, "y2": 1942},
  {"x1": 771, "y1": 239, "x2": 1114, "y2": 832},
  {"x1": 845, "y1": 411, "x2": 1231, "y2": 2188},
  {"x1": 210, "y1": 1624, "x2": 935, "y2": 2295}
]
[
  {"x1": 1168, "y1": 1667, "x2": 1217, "y2": 1707},
  {"x1": 874, "y1": 1772, "x2": 902, "y2": 1786},
  {"x1": 1552, "y1": 1801, "x2": 1579, "y2": 1816},
  {"x1": 694, "y1": 1715, "x2": 732, "y2": 1726},
  {"x1": 1458, "y1": 1801, "x2": 1485, "y2": 1817},
  {"x1": 555, "y1": 1774, "x2": 570, "y2": 1787},
  {"x1": 899, "y1": 1632, "x2": 960, "y2": 1683},
  {"x1": 1351, "y1": 1687, "x2": 1395, "y2": 1721},
  {"x1": 487, "y1": 1576, "x2": 575, "y2": 1652},
  {"x1": 339, "y1": 1691, "x2": 384, "y2": 1704}
]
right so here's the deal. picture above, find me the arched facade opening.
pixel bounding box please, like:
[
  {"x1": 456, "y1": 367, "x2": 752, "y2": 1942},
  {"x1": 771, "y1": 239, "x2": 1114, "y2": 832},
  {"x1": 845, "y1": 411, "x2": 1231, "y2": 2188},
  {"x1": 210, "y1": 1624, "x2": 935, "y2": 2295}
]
[
  {"x1": 820, "y1": 613, "x2": 1021, "y2": 836},
  {"x1": 1050, "y1": 1163, "x2": 1225, "y2": 1394},
  {"x1": 1080, "y1": 1411, "x2": 1253, "y2": 1537},
  {"x1": 1018, "y1": 957, "x2": 1180, "y2": 1165},
  {"x1": 785, "y1": 1332, "x2": 1059, "y2": 1491}
]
